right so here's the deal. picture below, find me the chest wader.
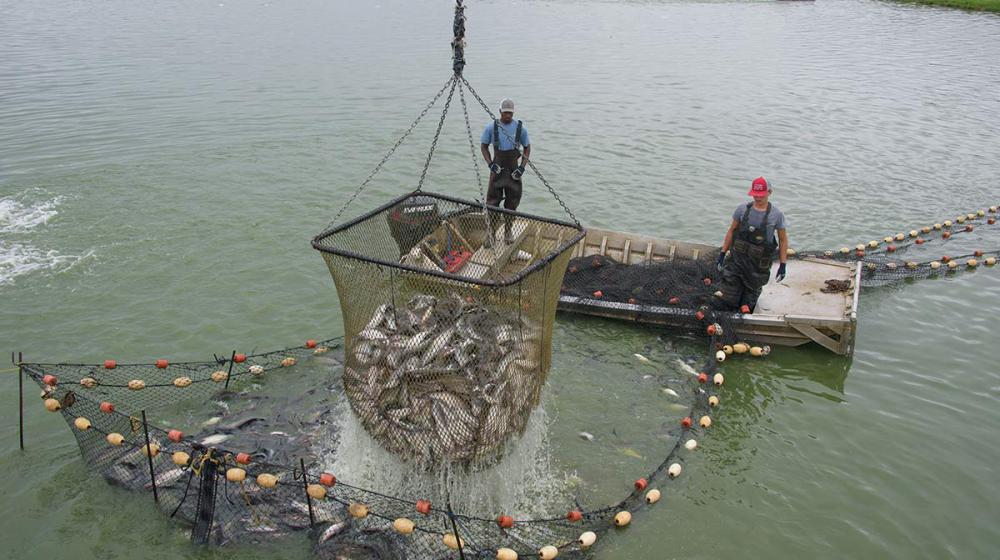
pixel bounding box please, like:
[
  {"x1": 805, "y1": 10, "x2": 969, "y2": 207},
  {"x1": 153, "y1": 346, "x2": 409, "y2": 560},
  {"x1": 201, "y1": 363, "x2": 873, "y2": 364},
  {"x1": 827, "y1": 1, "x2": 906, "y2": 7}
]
[
  {"x1": 719, "y1": 203, "x2": 776, "y2": 311},
  {"x1": 487, "y1": 119, "x2": 524, "y2": 240}
]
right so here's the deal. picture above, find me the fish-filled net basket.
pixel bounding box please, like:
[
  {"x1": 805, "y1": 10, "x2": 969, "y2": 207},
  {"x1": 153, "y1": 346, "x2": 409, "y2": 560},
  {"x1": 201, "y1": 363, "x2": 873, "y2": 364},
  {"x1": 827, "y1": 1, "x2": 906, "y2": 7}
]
[{"x1": 313, "y1": 192, "x2": 585, "y2": 465}]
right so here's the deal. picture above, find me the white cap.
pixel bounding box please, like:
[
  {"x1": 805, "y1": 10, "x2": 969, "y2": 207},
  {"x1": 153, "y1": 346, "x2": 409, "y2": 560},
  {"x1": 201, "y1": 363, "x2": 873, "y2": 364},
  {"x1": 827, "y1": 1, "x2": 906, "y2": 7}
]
[{"x1": 499, "y1": 98, "x2": 515, "y2": 114}]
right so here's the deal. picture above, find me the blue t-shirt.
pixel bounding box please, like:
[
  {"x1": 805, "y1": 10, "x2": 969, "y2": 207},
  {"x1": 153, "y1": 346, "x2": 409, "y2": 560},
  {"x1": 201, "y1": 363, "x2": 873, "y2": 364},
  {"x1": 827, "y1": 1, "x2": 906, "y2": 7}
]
[
  {"x1": 480, "y1": 120, "x2": 530, "y2": 151},
  {"x1": 732, "y1": 202, "x2": 786, "y2": 244}
]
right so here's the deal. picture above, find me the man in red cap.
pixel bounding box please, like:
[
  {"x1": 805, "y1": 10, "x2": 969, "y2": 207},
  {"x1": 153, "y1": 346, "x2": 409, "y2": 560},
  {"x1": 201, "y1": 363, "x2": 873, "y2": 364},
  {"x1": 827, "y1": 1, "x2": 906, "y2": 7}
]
[{"x1": 715, "y1": 177, "x2": 789, "y2": 312}]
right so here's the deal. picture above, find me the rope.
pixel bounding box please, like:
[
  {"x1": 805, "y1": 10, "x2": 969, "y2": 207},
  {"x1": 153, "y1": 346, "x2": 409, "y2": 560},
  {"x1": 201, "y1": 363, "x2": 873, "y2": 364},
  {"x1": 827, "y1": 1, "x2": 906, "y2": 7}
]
[{"x1": 460, "y1": 75, "x2": 582, "y2": 229}]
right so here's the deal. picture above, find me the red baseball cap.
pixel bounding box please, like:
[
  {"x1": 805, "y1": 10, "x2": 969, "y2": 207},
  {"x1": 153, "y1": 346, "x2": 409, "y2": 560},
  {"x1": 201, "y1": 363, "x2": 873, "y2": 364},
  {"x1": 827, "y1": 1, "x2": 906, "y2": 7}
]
[{"x1": 748, "y1": 176, "x2": 770, "y2": 197}]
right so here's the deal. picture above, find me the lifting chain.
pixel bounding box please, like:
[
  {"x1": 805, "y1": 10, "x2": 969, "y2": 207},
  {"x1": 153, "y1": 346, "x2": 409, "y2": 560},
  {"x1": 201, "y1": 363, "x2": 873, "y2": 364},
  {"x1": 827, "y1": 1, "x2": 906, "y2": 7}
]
[
  {"x1": 416, "y1": 76, "x2": 458, "y2": 192},
  {"x1": 326, "y1": 76, "x2": 455, "y2": 229},
  {"x1": 459, "y1": 75, "x2": 582, "y2": 229},
  {"x1": 457, "y1": 79, "x2": 494, "y2": 244}
]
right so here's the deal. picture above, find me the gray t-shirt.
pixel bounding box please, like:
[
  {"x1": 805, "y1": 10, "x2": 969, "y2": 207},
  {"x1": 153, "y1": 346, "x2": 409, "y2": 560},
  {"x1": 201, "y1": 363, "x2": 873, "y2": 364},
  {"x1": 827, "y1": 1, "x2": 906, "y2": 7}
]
[{"x1": 732, "y1": 202, "x2": 786, "y2": 244}]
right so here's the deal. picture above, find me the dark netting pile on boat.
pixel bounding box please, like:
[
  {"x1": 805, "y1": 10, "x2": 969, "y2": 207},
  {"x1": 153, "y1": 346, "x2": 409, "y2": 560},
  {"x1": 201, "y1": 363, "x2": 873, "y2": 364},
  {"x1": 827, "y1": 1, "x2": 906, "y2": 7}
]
[{"x1": 313, "y1": 191, "x2": 585, "y2": 467}]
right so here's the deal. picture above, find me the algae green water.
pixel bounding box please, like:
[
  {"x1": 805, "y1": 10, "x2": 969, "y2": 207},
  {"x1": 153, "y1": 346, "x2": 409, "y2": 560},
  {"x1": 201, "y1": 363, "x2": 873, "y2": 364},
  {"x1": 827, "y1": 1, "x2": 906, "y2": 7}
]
[{"x1": 3, "y1": 0, "x2": 1000, "y2": 558}]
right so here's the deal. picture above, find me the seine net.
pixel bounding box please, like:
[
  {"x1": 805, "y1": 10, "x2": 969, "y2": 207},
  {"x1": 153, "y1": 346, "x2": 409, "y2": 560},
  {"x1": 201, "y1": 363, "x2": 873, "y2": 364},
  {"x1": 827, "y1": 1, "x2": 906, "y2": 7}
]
[{"x1": 312, "y1": 191, "x2": 585, "y2": 467}]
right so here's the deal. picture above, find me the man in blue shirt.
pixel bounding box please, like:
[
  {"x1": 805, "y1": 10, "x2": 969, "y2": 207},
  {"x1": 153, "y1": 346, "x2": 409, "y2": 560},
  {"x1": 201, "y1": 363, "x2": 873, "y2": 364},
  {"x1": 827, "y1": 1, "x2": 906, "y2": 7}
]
[
  {"x1": 480, "y1": 98, "x2": 531, "y2": 243},
  {"x1": 715, "y1": 177, "x2": 789, "y2": 312}
]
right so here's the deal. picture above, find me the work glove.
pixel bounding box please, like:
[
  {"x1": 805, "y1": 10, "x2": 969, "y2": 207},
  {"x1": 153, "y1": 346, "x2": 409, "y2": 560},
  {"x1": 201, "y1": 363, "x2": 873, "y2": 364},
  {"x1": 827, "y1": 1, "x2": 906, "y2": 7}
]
[
  {"x1": 716, "y1": 252, "x2": 726, "y2": 272},
  {"x1": 511, "y1": 165, "x2": 525, "y2": 181},
  {"x1": 489, "y1": 162, "x2": 502, "y2": 175},
  {"x1": 775, "y1": 262, "x2": 787, "y2": 282}
]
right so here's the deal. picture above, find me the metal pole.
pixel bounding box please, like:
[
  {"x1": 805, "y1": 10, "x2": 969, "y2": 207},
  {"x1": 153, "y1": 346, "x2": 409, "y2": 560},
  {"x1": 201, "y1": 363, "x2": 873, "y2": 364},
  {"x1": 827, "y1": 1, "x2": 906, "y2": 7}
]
[
  {"x1": 141, "y1": 410, "x2": 159, "y2": 503},
  {"x1": 224, "y1": 350, "x2": 235, "y2": 391},
  {"x1": 300, "y1": 458, "x2": 316, "y2": 526},
  {"x1": 18, "y1": 352, "x2": 24, "y2": 450}
]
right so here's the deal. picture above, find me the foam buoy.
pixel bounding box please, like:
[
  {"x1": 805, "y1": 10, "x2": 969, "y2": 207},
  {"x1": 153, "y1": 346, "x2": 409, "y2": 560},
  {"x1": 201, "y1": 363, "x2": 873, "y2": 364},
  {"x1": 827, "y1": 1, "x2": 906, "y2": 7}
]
[
  {"x1": 957, "y1": 215, "x2": 966, "y2": 224},
  {"x1": 173, "y1": 376, "x2": 192, "y2": 388},
  {"x1": 42, "y1": 374, "x2": 58, "y2": 386},
  {"x1": 715, "y1": 350, "x2": 726, "y2": 362},
  {"x1": 320, "y1": 472, "x2": 337, "y2": 487},
  {"x1": 930, "y1": 261, "x2": 941, "y2": 269},
  {"x1": 416, "y1": 499, "x2": 432, "y2": 515},
  {"x1": 942, "y1": 231, "x2": 952, "y2": 239},
  {"x1": 443, "y1": 533, "x2": 464, "y2": 550},
  {"x1": 226, "y1": 468, "x2": 246, "y2": 483},
  {"x1": 894, "y1": 233, "x2": 905, "y2": 241},
  {"x1": 44, "y1": 398, "x2": 61, "y2": 412},
  {"x1": 310, "y1": 484, "x2": 330, "y2": 501},
  {"x1": 497, "y1": 548, "x2": 518, "y2": 560},
  {"x1": 915, "y1": 238, "x2": 925, "y2": 245},
  {"x1": 100, "y1": 402, "x2": 115, "y2": 413},
  {"x1": 967, "y1": 259, "x2": 979, "y2": 267},
  {"x1": 668, "y1": 463, "x2": 682, "y2": 478},
  {"x1": 948, "y1": 260, "x2": 959, "y2": 270},
  {"x1": 348, "y1": 503, "x2": 371, "y2": 519},
  {"x1": 74, "y1": 417, "x2": 91, "y2": 430},
  {"x1": 235, "y1": 452, "x2": 251, "y2": 464},
  {"x1": 668, "y1": 296, "x2": 680, "y2": 304},
  {"x1": 839, "y1": 247, "x2": 850, "y2": 255},
  {"x1": 708, "y1": 395, "x2": 720, "y2": 407},
  {"x1": 703, "y1": 277, "x2": 713, "y2": 286},
  {"x1": 107, "y1": 432, "x2": 124, "y2": 446},
  {"x1": 942, "y1": 255, "x2": 952, "y2": 263},
  {"x1": 787, "y1": 248, "x2": 796, "y2": 256},
  {"x1": 856, "y1": 250, "x2": 865, "y2": 258},
  {"x1": 750, "y1": 346, "x2": 764, "y2": 357},
  {"x1": 887, "y1": 245, "x2": 897, "y2": 253},
  {"x1": 257, "y1": 473, "x2": 278, "y2": 489},
  {"x1": 909, "y1": 230, "x2": 918, "y2": 238},
  {"x1": 685, "y1": 439, "x2": 698, "y2": 450},
  {"x1": 614, "y1": 511, "x2": 632, "y2": 527},
  {"x1": 824, "y1": 250, "x2": 834, "y2": 257},
  {"x1": 156, "y1": 359, "x2": 169, "y2": 369},
  {"x1": 142, "y1": 443, "x2": 160, "y2": 458},
  {"x1": 698, "y1": 372, "x2": 709, "y2": 384},
  {"x1": 234, "y1": 353, "x2": 247, "y2": 363},
  {"x1": 712, "y1": 290, "x2": 723, "y2": 298},
  {"x1": 314, "y1": 346, "x2": 329, "y2": 354},
  {"x1": 700, "y1": 416, "x2": 713, "y2": 428},
  {"x1": 592, "y1": 290, "x2": 603, "y2": 298},
  {"x1": 566, "y1": 510, "x2": 583, "y2": 522},
  {"x1": 906, "y1": 261, "x2": 918, "y2": 270},
  {"x1": 966, "y1": 225, "x2": 974, "y2": 233},
  {"x1": 713, "y1": 373, "x2": 724, "y2": 386},
  {"x1": 975, "y1": 250, "x2": 984, "y2": 257},
  {"x1": 707, "y1": 323, "x2": 721, "y2": 336},
  {"x1": 723, "y1": 345, "x2": 734, "y2": 355},
  {"x1": 681, "y1": 416, "x2": 692, "y2": 428},
  {"x1": 280, "y1": 357, "x2": 296, "y2": 367},
  {"x1": 80, "y1": 377, "x2": 98, "y2": 388},
  {"x1": 944, "y1": 220, "x2": 953, "y2": 227},
  {"x1": 733, "y1": 342, "x2": 749, "y2": 354},
  {"x1": 883, "y1": 236, "x2": 893, "y2": 244},
  {"x1": 695, "y1": 310, "x2": 705, "y2": 321},
  {"x1": 886, "y1": 262, "x2": 897, "y2": 271},
  {"x1": 645, "y1": 488, "x2": 662, "y2": 504},
  {"x1": 211, "y1": 370, "x2": 228, "y2": 383},
  {"x1": 249, "y1": 365, "x2": 264, "y2": 375},
  {"x1": 306, "y1": 339, "x2": 317, "y2": 349},
  {"x1": 990, "y1": 206, "x2": 997, "y2": 213},
  {"x1": 855, "y1": 244, "x2": 865, "y2": 252},
  {"x1": 933, "y1": 223, "x2": 942, "y2": 230},
  {"x1": 539, "y1": 545, "x2": 559, "y2": 559},
  {"x1": 921, "y1": 226, "x2": 931, "y2": 234},
  {"x1": 104, "y1": 360, "x2": 117, "y2": 369},
  {"x1": 579, "y1": 531, "x2": 598, "y2": 548},
  {"x1": 168, "y1": 429, "x2": 184, "y2": 442},
  {"x1": 985, "y1": 257, "x2": 997, "y2": 266},
  {"x1": 172, "y1": 451, "x2": 190, "y2": 466},
  {"x1": 990, "y1": 218, "x2": 997, "y2": 225},
  {"x1": 393, "y1": 518, "x2": 415, "y2": 535},
  {"x1": 868, "y1": 240, "x2": 878, "y2": 248},
  {"x1": 128, "y1": 379, "x2": 145, "y2": 391},
  {"x1": 634, "y1": 478, "x2": 648, "y2": 491},
  {"x1": 497, "y1": 515, "x2": 514, "y2": 529}
]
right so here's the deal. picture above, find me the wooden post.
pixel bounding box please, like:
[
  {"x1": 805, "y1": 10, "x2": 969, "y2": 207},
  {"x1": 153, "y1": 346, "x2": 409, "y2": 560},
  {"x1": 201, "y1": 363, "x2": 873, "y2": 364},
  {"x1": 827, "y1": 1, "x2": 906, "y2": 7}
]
[
  {"x1": 141, "y1": 410, "x2": 159, "y2": 503},
  {"x1": 18, "y1": 352, "x2": 24, "y2": 450},
  {"x1": 300, "y1": 458, "x2": 316, "y2": 526},
  {"x1": 224, "y1": 351, "x2": 236, "y2": 390}
]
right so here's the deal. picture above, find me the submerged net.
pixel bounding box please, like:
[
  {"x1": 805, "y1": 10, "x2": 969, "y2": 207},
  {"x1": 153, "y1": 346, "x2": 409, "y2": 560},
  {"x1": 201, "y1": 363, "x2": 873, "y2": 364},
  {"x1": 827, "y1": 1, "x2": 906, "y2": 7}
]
[{"x1": 313, "y1": 191, "x2": 584, "y2": 467}]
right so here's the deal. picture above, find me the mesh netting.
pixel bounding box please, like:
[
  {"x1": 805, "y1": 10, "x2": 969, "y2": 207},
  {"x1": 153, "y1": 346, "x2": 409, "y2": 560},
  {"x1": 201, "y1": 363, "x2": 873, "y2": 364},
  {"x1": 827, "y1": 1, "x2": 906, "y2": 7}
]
[{"x1": 312, "y1": 191, "x2": 584, "y2": 467}]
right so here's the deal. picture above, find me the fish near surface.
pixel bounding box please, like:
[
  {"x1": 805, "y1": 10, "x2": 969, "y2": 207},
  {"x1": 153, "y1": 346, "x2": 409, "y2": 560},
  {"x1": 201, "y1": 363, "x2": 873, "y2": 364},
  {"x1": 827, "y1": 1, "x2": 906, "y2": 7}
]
[{"x1": 313, "y1": 521, "x2": 411, "y2": 560}]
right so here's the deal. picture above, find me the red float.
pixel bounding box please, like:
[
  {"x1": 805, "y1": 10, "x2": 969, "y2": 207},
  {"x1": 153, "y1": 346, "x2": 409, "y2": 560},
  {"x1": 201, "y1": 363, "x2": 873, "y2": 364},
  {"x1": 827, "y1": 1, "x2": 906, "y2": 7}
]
[
  {"x1": 627, "y1": 297, "x2": 636, "y2": 305},
  {"x1": 698, "y1": 373, "x2": 709, "y2": 384},
  {"x1": 681, "y1": 416, "x2": 692, "y2": 429},
  {"x1": 915, "y1": 239, "x2": 925, "y2": 245},
  {"x1": 42, "y1": 374, "x2": 58, "y2": 386},
  {"x1": 989, "y1": 218, "x2": 996, "y2": 225},
  {"x1": 942, "y1": 256, "x2": 951, "y2": 263},
  {"x1": 703, "y1": 277, "x2": 712, "y2": 286},
  {"x1": 416, "y1": 500, "x2": 432, "y2": 515},
  {"x1": 306, "y1": 339, "x2": 317, "y2": 349},
  {"x1": 943, "y1": 231, "x2": 952, "y2": 239},
  {"x1": 668, "y1": 296, "x2": 680, "y2": 304},
  {"x1": 497, "y1": 515, "x2": 514, "y2": 529},
  {"x1": 695, "y1": 311, "x2": 705, "y2": 321},
  {"x1": 235, "y1": 452, "x2": 251, "y2": 464},
  {"x1": 966, "y1": 225, "x2": 974, "y2": 232},
  {"x1": 156, "y1": 359, "x2": 169, "y2": 369},
  {"x1": 975, "y1": 250, "x2": 984, "y2": 257},
  {"x1": 234, "y1": 353, "x2": 247, "y2": 363},
  {"x1": 168, "y1": 429, "x2": 183, "y2": 442},
  {"x1": 566, "y1": 510, "x2": 583, "y2": 522},
  {"x1": 887, "y1": 245, "x2": 897, "y2": 252},
  {"x1": 100, "y1": 402, "x2": 115, "y2": 413},
  {"x1": 104, "y1": 360, "x2": 117, "y2": 370},
  {"x1": 320, "y1": 472, "x2": 337, "y2": 487},
  {"x1": 706, "y1": 324, "x2": 717, "y2": 336},
  {"x1": 592, "y1": 290, "x2": 603, "y2": 298},
  {"x1": 856, "y1": 250, "x2": 865, "y2": 258},
  {"x1": 740, "y1": 304, "x2": 751, "y2": 314},
  {"x1": 569, "y1": 266, "x2": 578, "y2": 273},
  {"x1": 634, "y1": 478, "x2": 648, "y2": 491}
]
